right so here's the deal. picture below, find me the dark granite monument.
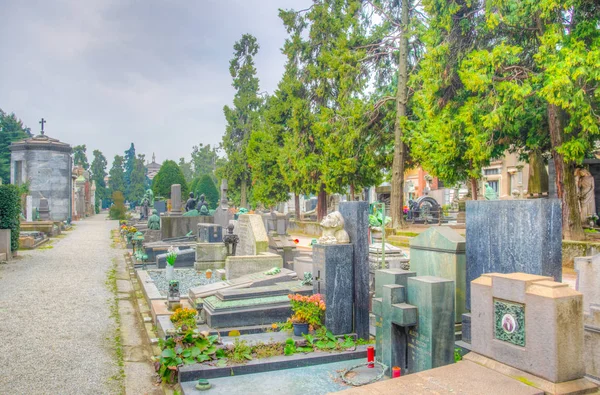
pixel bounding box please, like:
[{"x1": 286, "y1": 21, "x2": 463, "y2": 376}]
[
  {"x1": 339, "y1": 201, "x2": 370, "y2": 340},
  {"x1": 465, "y1": 199, "x2": 562, "y2": 310},
  {"x1": 373, "y1": 269, "x2": 455, "y2": 376},
  {"x1": 312, "y1": 244, "x2": 354, "y2": 335},
  {"x1": 198, "y1": 223, "x2": 223, "y2": 243}
]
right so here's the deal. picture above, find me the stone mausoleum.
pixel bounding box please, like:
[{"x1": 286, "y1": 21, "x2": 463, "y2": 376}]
[{"x1": 9, "y1": 126, "x2": 73, "y2": 222}]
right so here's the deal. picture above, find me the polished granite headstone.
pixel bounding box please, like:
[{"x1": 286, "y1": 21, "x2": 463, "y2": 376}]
[
  {"x1": 410, "y1": 226, "x2": 466, "y2": 323},
  {"x1": 465, "y1": 199, "x2": 562, "y2": 310},
  {"x1": 339, "y1": 201, "x2": 370, "y2": 340},
  {"x1": 313, "y1": 244, "x2": 354, "y2": 335},
  {"x1": 157, "y1": 249, "x2": 196, "y2": 268},
  {"x1": 372, "y1": 269, "x2": 455, "y2": 376}
]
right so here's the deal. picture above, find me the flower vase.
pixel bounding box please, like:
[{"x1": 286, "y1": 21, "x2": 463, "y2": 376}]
[
  {"x1": 293, "y1": 323, "x2": 309, "y2": 337},
  {"x1": 166, "y1": 264, "x2": 175, "y2": 281}
]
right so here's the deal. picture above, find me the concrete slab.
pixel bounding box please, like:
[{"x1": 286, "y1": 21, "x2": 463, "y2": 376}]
[
  {"x1": 124, "y1": 362, "x2": 163, "y2": 395},
  {"x1": 337, "y1": 360, "x2": 543, "y2": 395},
  {"x1": 180, "y1": 358, "x2": 367, "y2": 395}
]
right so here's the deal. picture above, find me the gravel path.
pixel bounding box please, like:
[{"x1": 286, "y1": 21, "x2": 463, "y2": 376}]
[{"x1": 0, "y1": 214, "x2": 122, "y2": 394}]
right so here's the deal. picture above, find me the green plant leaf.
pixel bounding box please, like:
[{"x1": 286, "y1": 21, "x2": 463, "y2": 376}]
[
  {"x1": 284, "y1": 344, "x2": 296, "y2": 356},
  {"x1": 184, "y1": 358, "x2": 196, "y2": 364},
  {"x1": 161, "y1": 349, "x2": 176, "y2": 359},
  {"x1": 197, "y1": 354, "x2": 211, "y2": 362},
  {"x1": 190, "y1": 347, "x2": 201, "y2": 358},
  {"x1": 216, "y1": 349, "x2": 226, "y2": 358}
]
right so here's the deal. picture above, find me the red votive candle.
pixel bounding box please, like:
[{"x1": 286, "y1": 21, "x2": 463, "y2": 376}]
[
  {"x1": 392, "y1": 366, "x2": 401, "y2": 378},
  {"x1": 367, "y1": 346, "x2": 374, "y2": 368}
]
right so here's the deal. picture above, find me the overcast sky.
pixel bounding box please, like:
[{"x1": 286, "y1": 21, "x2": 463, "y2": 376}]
[{"x1": 0, "y1": 0, "x2": 311, "y2": 166}]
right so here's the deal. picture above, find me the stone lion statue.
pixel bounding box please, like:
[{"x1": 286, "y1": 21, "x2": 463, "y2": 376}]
[{"x1": 318, "y1": 211, "x2": 350, "y2": 245}]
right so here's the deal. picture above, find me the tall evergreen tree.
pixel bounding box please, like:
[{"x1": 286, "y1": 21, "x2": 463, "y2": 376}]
[
  {"x1": 109, "y1": 155, "x2": 126, "y2": 194},
  {"x1": 90, "y1": 149, "x2": 108, "y2": 202},
  {"x1": 222, "y1": 34, "x2": 263, "y2": 208},
  {"x1": 123, "y1": 143, "x2": 136, "y2": 199},
  {"x1": 178, "y1": 157, "x2": 194, "y2": 183},
  {"x1": 151, "y1": 160, "x2": 188, "y2": 199},
  {"x1": 191, "y1": 144, "x2": 219, "y2": 181},
  {"x1": 73, "y1": 145, "x2": 90, "y2": 170},
  {"x1": 128, "y1": 154, "x2": 148, "y2": 203},
  {"x1": 0, "y1": 110, "x2": 28, "y2": 183}
]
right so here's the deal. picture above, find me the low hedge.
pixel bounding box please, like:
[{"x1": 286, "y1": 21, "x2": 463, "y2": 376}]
[{"x1": 0, "y1": 185, "x2": 22, "y2": 252}]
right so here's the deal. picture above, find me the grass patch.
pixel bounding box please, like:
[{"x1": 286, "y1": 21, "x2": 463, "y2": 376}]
[
  {"x1": 38, "y1": 244, "x2": 54, "y2": 250},
  {"x1": 394, "y1": 231, "x2": 419, "y2": 237},
  {"x1": 106, "y1": 257, "x2": 126, "y2": 394},
  {"x1": 514, "y1": 376, "x2": 536, "y2": 387}
]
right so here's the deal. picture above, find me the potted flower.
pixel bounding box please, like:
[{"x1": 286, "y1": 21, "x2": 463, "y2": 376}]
[
  {"x1": 589, "y1": 213, "x2": 599, "y2": 228},
  {"x1": 165, "y1": 246, "x2": 178, "y2": 281},
  {"x1": 369, "y1": 210, "x2": 391, "y2": 243},
  {"x1": 288, "y1": 293, "x2": 325, "y2": 336}
]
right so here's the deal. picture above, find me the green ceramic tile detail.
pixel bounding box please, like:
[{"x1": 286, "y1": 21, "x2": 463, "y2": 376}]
[{"x1": 494, "y1": 299, "x2": 525, "y2": 347}]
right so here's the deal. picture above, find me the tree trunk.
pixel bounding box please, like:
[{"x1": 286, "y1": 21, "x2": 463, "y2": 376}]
[
  {"x1": 391, "y1": 0, "x2": 410, "y2": 230},
  {"x1": 350, "y1": 184, "x2": 355, "y2": 201},
  {"x1": 317, "y1": 184, "x2": 327, "y2": 221},
  {"x1": 548, "y1": 104, "x2": 584, "y2": 240},
  {"x1": 240, "y1": 179, "x2": 247, "y2": 208},
  {"x1": 470, "y1": 178, "x2": 478, "y2": 201},
  {"x1": 294, "y1": 193, "x2": 300, "y2": 219}
]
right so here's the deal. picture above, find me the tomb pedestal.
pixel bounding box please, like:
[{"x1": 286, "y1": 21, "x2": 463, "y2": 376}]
[
  {"x1": 195, "y1": 242, "x2": 227, "y2": 271},
  {"x1": 198, "y1": 223, "x2": 223, "y2": 243},
  {"x1": 313, "y1": 244, "x2": 354, "y2": 335}
]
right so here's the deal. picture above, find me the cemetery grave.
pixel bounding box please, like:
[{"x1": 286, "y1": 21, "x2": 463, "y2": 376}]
[{"x1": 118, "y1": 190, "x2": 600, "y2": 395}]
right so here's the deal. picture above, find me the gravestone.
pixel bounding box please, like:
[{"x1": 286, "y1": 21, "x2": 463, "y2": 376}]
[
  {"x1": 214, "y1": 179, "x2": 233, "y2": 228},
  {"x1": 466, "y1": 199, "x2": 562, "y2": 310},
  {"x1": 26, "y1": 196, "x2": 33, "y2": 222},
  {"x1": 156, "y1": 249, "x2": 195, "y2": 268},
  {"x1": 0, "y1": 229, "x2": 11, "y2": 261},
  {"x1": 575, "y1": 254, "x2": 600, "y2": 314},
  {"x1": 410, "y1": 226, "x2": 466, "y2": 323},
  {"x1": 225, "y1": 253, "x2": 283, "y2": 280},
  {"x1": 470, "y1": 273, "x2": 590, "y2": 388},
  {"x1": 154, "y1": 200, "x2": 167, "y2": 214},
  {"x1": 237, "y1": 214, "x2": 268, "y2": 256},
  {"x1": 574, "y1": 255, "x2": 600, "y2": 382},
  {"x1": 339, "y1": 201, "x2": 370, "y2": 340},
  {"x1": 312, "y1": 244, "x2": 354, "y2": 335},
  {"x1": 195, "y1": 242, "x2": 227, "y2": 271},
  {"x1": 202, "y1": 282, "x2": 312, "y2": 328},
  {"x1": 373, "y1": 269, "x2": 455, "y2": 376},
  {"x1": 170, "y1": 184, "x2": 182, "y2": 216},
  {"x1": 198, "y1": 223, "x2": 223, "y2": 243},
  {"x1": 38, "y1": 197, "x2": 50, "y2": 220}
]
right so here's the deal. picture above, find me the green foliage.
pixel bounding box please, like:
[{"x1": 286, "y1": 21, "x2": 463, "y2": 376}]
[
  {"x1": 109, "y1": 191, "x2": 127, "y2": 220},
  {"x1": 109, "y1": 155, "x2": 126, "y2": 194},
  {"x1": 123, "y1": 143, "x2": 136, "y2": 196},
  {"x1": 191, "y1": 144, "x2": 219, "y2": 181},
  {"x1": 454, "y1": 347, "x2": 463, "y2": 362},
  {"x1": 157, "y1": 329, "x2": 221, "y2": 383},
  {"x1": 193, "y1": 174, "x2": 219, "y2": 209},
  {"x1": 0, "y1": 110, "x2": 29, "y2": 183},
  {"x1": 151, "y1": 160, "x2": 188, "y2": 199},
  {"x1": 225, "y1": 339, "x2": 253, "y2": 364},
  {"x1": 284, "y1": 337, "x2": 297, "y2": 356},
  {"x1": 90, "y1": 149, "x2": 108, "y2": 201},
  {"x1": 222, "y1": 34, "x2": 263, "y2": 207},
  {"x1": 73, "y1": 145, "x2": 90, "y2": 170},
  {"x1": 178, "y1": 157, "x2": 194, "y2": 183},
  {"x1": 128, "y1": 154, "x2": 148, "y2": 203},
  {"x1": 0, "y1": 185, "x2": 21, "y2": 251}
]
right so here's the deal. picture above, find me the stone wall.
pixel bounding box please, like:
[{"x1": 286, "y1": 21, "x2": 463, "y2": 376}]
[{"x1": 563, "y1": 240, "x2": 600, "y2": 268}]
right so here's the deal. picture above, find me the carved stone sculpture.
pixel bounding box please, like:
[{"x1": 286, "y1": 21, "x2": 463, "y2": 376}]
[
  {"x1": 318, "y1": 211, "x2": 350, "y2": 245},
  {"x1": 196, "y1": 194, "x2": 210, "y2": 215},
  {"x1": 185, "y1": 192, "x2": 197, "y2": 212},
  {"x1": 148, "y1": 209, "x2": 161, "y2": 230},
  {"x1": 576, "y1": 168, "x2": 596, "y2": 222}
]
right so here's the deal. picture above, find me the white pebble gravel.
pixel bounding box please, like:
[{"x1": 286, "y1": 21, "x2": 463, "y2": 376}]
[{"x1": 0, "y1": 214, "x2": 122, "y2": 394}]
